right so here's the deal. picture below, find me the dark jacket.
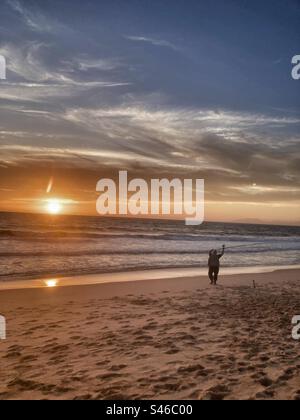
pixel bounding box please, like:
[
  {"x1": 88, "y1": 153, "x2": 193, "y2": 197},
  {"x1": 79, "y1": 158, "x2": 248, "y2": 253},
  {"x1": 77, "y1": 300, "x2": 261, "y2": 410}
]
[{"x1": 208, "y1": 250, "x2": 224, "y2": 268}]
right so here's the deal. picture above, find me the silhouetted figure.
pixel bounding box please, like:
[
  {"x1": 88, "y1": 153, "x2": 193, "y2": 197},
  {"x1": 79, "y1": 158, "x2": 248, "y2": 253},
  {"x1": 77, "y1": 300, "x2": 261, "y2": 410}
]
[{"x1": 208, "y1": 245, "x2": 225, "y2": 285}]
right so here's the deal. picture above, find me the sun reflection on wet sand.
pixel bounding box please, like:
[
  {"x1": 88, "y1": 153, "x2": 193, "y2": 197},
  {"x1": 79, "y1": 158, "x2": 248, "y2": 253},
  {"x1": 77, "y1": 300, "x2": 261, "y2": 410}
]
[{"x1": 45, "y1": 279, "x2": 58, "y2": 288}]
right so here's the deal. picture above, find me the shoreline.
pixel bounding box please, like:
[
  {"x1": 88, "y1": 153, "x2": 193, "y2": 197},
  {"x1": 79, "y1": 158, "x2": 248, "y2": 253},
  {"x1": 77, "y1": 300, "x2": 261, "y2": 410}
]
[{"x1": 1, "y1": 264, "x2": 300, "y2": 291}]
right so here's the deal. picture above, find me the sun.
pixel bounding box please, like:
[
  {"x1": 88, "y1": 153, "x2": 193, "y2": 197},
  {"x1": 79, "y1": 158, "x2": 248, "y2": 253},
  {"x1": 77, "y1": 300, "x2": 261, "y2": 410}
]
[{"x1": 46, "y1": 199, "x2": 62, "y2": 215}]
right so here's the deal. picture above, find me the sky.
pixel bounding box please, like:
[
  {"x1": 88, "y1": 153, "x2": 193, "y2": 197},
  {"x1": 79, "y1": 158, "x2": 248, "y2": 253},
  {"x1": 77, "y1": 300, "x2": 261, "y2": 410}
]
[{"x1": 0, "y1": 0, "x2": 299, "y2": 224}]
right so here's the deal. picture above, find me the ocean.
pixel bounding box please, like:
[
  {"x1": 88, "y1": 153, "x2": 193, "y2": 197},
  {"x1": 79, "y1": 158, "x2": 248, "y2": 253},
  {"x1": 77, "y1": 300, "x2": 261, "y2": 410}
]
[{"x1": 0, "y1": 212, "x2": 299, "y2": 282}]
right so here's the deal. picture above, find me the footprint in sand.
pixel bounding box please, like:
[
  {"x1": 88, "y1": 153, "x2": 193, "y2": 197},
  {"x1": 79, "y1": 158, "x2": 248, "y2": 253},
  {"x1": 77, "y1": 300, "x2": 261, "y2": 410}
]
[
  {"x1": 5, "y1": 351, "x2": 22, "y2": 359},
  {"x1": 199, "y1": 384, "x2": 231, "y2": 401},
  {"x1": 293, "y1": 390, "x2": 300, "y2": 401},
  {"x1": 20, "y1": 355, "x2": 38, "y2": 363},
  {"x1": 259, "y1": 377, "x2": 273, "y2": 387},
  {"x1": 109, "y1": 364, "x2": 127, "y2": 371}
]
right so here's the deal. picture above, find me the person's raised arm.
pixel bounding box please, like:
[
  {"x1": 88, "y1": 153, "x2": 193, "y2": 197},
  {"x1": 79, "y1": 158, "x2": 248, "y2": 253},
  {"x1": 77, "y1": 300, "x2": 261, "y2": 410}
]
[{"x1": 218, "y1": 245, "x2": 225, "y2": 258}]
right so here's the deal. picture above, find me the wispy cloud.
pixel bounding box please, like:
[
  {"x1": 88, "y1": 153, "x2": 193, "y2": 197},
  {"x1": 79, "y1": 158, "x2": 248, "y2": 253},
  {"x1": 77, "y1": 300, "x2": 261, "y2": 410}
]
[
  {"x1": 125, "y1": 35, "x2": 179, "y2": 51},
  {"x1": 7, "y1": 0, "x2": 65, "y2": 33},
  {"x1": 0, "y1": 43, "x2": 130, "y2": 102},
  {"x1": 64, "y1": 106, "x2": 300, "y2": 145},
  {"x1": 61, "y1": 105, "x2": 300, "y2": 192},
  {"x1": 0, "y1": 42, "x2": 52, "y2": 82},
  {"x1": 74, "y1": 57, "x2": 123, "y2": 72}
]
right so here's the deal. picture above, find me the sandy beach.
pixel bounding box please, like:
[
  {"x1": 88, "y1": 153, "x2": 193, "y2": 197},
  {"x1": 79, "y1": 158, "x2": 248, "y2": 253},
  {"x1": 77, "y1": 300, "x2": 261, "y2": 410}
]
[
  {"x1": 0, "y1": 268, "x2": 299, "y2": 400},
  {"x1": 0, "y1": 0, "x2": 299, "y2": 405}
]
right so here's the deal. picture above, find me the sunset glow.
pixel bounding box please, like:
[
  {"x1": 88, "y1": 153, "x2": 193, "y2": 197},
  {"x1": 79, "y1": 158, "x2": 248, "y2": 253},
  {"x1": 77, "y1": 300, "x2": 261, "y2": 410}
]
[
  {"x1": 46, "y1": 200, "x2": 62, "y2": 215},
  {"x1": 45, "y1": 279, "x2": 58, "y2": 288}
]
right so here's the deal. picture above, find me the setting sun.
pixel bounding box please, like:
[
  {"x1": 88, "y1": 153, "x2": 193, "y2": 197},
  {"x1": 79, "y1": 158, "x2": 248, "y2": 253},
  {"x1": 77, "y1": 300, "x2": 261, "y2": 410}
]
[{"x1": 46, "y1": 199, "x2": 62, "y2": 215}]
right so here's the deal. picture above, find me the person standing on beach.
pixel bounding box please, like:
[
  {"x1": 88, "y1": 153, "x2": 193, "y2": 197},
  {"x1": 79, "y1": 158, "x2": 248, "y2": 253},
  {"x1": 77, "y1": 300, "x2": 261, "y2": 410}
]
[{"x1": 208, "y1": 245, "x2": 225, "y2": 285}]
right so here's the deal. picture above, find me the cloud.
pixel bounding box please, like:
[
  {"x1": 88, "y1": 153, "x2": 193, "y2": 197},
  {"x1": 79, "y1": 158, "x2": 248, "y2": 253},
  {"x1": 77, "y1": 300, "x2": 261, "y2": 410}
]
[
  {"x1": 0, "y1": 43, "x2": 130, "y2": 103},
  {"x1": 74, "y1": 57, "x2": 123, "y2": 72},
  {"x1": 1, "y1": 87, "x2": 299, "y2": 191},
  {"x1": 0, "y1": 42, "x2": 53, "y2": 82},
  {"x1": 64, "y1": 106, "x2": 300, "y2": 148},
  {"x1": 7, "y1": 0, "x2": 65, "y2": 33},
  {"x1": 61, "y1": 105, "x2": 300, "y2": 193},
  {"x1": 125, "y1": 35, "x2": 179, "y2": 51}
]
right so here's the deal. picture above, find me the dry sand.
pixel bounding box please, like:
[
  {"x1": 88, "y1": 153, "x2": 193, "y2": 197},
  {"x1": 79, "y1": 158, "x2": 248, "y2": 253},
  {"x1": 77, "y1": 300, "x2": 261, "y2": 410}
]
[{"x1": 0, "y1": 269, "x2": 299, "y2": 400}]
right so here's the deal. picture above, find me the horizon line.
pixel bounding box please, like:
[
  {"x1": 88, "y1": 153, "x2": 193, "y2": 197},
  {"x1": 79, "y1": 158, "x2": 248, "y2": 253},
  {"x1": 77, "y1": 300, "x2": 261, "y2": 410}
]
[{"x1": 0, "y1": 209, "x2": 299, "y2": 228}]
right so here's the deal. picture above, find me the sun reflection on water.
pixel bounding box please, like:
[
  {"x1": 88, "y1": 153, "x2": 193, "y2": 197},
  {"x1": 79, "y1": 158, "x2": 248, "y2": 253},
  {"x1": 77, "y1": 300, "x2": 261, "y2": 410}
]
[{"x1": 45, "y1": 279, "x2": 58, "y2": 288}]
